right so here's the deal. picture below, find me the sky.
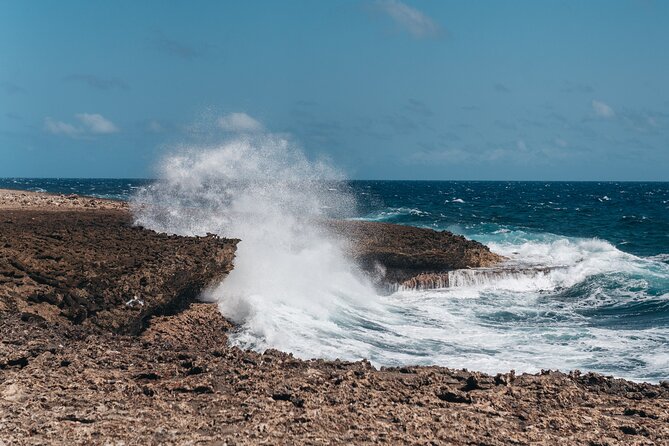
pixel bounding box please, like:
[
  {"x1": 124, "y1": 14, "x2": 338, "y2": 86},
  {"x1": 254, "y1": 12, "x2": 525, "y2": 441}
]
[{"x1": 1, "y1": 0, "x2": 668, "y2": 180}]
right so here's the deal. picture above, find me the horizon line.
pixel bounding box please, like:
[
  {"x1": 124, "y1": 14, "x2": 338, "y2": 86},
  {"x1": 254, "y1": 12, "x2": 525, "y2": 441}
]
[{"x1": 1, "y1": 177, "x2": 668, "y2": 183}]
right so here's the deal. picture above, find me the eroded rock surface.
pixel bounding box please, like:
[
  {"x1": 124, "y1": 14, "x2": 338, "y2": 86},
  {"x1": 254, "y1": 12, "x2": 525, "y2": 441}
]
[
  {"x1": 328, "y1": 220, "x2": 504, "y2": 288},
  {"x1": 0, "y1": 188, "x2": 127, "y2": 211},
  {"x1": 2, "y1": 304, "x2": 668, "y2": 445},
  {"x1": 0, "y1": 207, "x2": 237, "y2": 334}
]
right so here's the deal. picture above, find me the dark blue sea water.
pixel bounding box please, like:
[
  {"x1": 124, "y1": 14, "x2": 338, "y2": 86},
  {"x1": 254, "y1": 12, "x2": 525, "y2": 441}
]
[
  {"x1": 0, "y1": 178, "x2": 150, "y2": 201},
  {"x1": 3, "y1": 178, "x2": 668, "y2": 382},
  {"x1": 350, "y1": 181, "x2": 669, "y2": 259}
]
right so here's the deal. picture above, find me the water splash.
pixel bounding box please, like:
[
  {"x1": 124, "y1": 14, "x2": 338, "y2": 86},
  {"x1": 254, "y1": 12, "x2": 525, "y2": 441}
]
[{"x1": 131, "y1": 135, "x2": 381, "y2": 355}]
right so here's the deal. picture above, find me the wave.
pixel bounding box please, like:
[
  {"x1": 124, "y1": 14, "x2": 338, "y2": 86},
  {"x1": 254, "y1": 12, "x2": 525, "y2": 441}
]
[
  {"x1": 132, "y1": 135, "x2": 386, "y2": 357},
  {"x1": 646, "y1": 253, "x2": 669, "y2": 264},
  {"x1": 131, "y1": 137, "x2": 669, "y2": 382},
  {"x1": 388, "y1": 234, "x2": 669, "y2": 381},
  {"x1": 350, "y1": 207, "x2": 431, "y2": 222}
]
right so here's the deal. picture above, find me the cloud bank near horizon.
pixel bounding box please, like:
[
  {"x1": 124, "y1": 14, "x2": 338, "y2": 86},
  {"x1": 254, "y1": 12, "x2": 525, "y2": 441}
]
[{"x1": 44, "y1": 113, "x2": 119, "y2": 138}]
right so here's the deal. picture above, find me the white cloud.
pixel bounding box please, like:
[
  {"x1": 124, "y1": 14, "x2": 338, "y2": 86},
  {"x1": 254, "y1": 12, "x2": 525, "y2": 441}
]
[
  {"x1": 43, "y1": 113, "x2": 118, "y2": 138},
  {"x1": 592, "y1": 100, "x2": 615, "y2": 118},
  {"x1": 43, "y1": 117, "x2": 81, "y2": 137},
  {"x1": 75, "y1": 113, "x2": 119, "y2": 134},
  {"x1": 376, "y1": 0, "x2": 441, "y2": 38},
  {"x1": 217, "y1": 112, "x2": 263, "y2": 132}
]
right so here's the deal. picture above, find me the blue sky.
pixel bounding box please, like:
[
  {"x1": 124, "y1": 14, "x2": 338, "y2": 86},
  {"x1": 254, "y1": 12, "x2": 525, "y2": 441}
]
[{"x1": 1, "y1": 0, "x2": 667, "y2": 180}]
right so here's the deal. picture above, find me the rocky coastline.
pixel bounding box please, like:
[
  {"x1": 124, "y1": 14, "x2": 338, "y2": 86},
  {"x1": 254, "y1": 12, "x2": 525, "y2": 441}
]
[{"x1": 1, "y1": 189, "x2": 668, "y2": 445}]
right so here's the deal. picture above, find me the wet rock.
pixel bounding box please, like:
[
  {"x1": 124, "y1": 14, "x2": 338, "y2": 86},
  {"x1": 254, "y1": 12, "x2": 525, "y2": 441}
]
[
  {"x1": 142, "y1": 386, "x2": 155, "y2": 397},
  {"x1": 623, "y1": 407, "x2": 658, "y2": 419},
  {"x1": 271, "y1": 387, "x2": 292, "y2": 402},
  {"x1": 327, "y1": 220, "x2": 504, "y2": 289},
  {"x1": 59, "y1": 414, "x2": 95, "y2": 424},
  {"x1": 290, "y1": 396, "x2": 305, "y2": 408},
  {"x1": 135, "y1": 372, "x2": 161, "y2": 381},
  {"x1": 173, "y1": 385, "x2": 214, "y2": 394},
  {"x1": 186, "y1": 365, "x2": 205, "y2": 376},
  {"x1": 620, "y1": 425, "x2": 640, "y2": 435},
  {"x1": 6, "y1": 356, "x2": 29, "y2": 368},
  {"x1": 462, "y1": 375, "x2": 482, "y2": 391}
]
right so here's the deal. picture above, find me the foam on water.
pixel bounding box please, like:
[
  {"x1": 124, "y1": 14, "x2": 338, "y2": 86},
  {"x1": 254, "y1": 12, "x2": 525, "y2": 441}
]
[{"x1": 384, "y1": 231, "x2": 669, "y2": 381}]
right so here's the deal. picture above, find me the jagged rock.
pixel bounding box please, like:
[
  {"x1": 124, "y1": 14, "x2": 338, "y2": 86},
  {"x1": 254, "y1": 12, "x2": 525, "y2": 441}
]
[{"x1": 0, "y1": 207, "x2": 237, "y2": 334}]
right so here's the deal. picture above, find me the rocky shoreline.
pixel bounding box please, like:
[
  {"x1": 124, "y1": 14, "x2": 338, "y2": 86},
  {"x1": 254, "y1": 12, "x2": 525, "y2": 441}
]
[{"x1": 1, "y1": 189, "x2": 668, "y2": 445}]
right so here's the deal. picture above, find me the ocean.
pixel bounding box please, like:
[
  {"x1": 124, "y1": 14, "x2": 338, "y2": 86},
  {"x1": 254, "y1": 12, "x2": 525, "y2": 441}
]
[{"x1": 3, "y1": 177, "x2": 668, "y2": 382}]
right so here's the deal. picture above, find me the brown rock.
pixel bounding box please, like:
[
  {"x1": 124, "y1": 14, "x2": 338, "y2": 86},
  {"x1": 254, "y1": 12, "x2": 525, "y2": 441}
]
[
  {"x1": 0, "y1": 207, "x2": 237, "y2": 334},
  {"x1": 327, "y1": 220, "x2": 504, "y2": 289}
]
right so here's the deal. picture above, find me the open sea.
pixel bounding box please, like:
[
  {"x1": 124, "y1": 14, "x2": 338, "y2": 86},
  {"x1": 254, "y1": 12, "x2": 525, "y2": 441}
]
[{"x1": 3, "y1": 178, "x2": 668, "y2": 382}]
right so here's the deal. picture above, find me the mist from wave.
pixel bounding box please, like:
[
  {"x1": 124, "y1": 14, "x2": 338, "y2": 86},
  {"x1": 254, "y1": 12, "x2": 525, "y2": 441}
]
[{"x1": 130, "y1": 135, "x2": 390, "y2": 360}]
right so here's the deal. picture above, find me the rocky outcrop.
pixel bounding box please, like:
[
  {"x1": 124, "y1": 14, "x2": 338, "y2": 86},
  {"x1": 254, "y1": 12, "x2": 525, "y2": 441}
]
[
  {"x1": 2, "y1": 303, "x2": 668, "y2": 445},
  {"x1": 327, "y1": 220, "x2": 504, "y2": 289},
  {"x1": 398, "y1": 272, "x2": 451, "y2": 290},
  {"x1": 0, "y1": 189, "x2": 501, "y2": 331},
  {"x1": 0, "y1": 208, "x2": 237, "y2": 334}
]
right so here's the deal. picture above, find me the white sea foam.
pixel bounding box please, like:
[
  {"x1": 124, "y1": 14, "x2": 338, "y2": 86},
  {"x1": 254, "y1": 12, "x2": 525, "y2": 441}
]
[
  {"x1": 486, "y1": 237, "x2": 633, "y2": 288},
  {"x1": 386, "y1": 235, "x2": 669, "y2": 381},
  {"x1": 398, "y1": 233, "x2": 662, "y2": 297},
  {"x1": 351, "y1": 207, "x2": 428, "y2": 222},
  {"x1": 647, "y1": 253, "x2": 669, "y2": 263}
]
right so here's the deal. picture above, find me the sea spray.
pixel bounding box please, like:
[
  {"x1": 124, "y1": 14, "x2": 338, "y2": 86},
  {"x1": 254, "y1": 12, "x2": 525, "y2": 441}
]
[{"x1": 131, "y1": 135, "x2": 384, "y2": 357}]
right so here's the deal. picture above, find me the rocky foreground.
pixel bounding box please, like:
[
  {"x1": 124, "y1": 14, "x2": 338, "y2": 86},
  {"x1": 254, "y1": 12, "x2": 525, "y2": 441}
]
[{"x1": 1, "y1": 189, "x2": 668, "y2": 445}]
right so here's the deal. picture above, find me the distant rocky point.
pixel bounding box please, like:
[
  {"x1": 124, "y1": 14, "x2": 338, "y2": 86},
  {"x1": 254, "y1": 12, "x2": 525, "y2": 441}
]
[{"x1": 328, "y1": 220, "x2": 504, "y2": 290}]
